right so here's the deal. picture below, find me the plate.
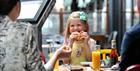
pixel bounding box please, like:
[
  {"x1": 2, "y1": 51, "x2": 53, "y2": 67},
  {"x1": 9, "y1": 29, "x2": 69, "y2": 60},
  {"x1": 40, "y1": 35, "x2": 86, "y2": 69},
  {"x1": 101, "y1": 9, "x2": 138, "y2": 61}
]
[
  {"x1": 80, "y1": 62, "x2": 92, "y2": 67},
  {"x1": 71, "y1": 66, "x2": 83, "y2": 71}
]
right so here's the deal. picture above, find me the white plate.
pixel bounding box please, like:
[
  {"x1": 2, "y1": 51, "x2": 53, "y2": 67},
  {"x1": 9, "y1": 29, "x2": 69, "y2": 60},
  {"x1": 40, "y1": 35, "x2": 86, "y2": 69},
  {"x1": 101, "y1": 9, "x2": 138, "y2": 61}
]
[{"x1": 80, "y1": 62, "x2": 92, "y2": 66}]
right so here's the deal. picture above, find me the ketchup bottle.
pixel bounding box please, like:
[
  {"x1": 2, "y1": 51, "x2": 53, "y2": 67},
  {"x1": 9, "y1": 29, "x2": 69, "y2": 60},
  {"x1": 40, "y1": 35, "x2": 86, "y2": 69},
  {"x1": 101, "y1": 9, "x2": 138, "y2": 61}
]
[{"x1": 109, "y1": 40, "x2": 118, "y2": 67}]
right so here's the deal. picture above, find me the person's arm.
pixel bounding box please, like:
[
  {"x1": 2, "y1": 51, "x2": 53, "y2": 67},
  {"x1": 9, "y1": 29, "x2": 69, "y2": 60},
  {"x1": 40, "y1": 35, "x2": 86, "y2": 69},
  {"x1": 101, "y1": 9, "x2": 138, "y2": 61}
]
[
  {"x1": 44, "y1": 45, "x2": 71, "y2": 70},
  {"x1": 62, "y1": 32, "x2": 79, "y2": 64},
  {"x1": 85, "y1": 38, "x2": 96, "y2": 61},
  {"x1": 25, "y1": 24, "x2": 47, "y2": 71},
  {"x1": 119, "y1": 32, "x2": 132, "y2": 71},
  {"x1": 84, "y1": 42, "x2": 92, "y2": 61},
  {"x1": 82, "y1": 32, "x2": 95, "y2": 61},
  {"x1": 44, "y1": 51, "x2": 59, "y2": 70}
]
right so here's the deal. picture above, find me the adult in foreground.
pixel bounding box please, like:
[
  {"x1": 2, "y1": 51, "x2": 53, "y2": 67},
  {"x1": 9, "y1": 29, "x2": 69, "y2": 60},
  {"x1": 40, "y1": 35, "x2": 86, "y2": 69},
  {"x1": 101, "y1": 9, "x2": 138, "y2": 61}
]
[
  {"x1": 0, "y1": 0, "x2": 71, "y2": 71},
  {"x1": 119, "y1": 0, "x2": 140, "y2": 71}
]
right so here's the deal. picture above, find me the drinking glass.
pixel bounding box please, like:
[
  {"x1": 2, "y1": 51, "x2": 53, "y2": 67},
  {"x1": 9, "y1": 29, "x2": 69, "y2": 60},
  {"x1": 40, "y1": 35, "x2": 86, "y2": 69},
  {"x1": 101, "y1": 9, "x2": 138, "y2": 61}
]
[{"x1": 92, "y1": 45, "x2": 101, "y2": 71}]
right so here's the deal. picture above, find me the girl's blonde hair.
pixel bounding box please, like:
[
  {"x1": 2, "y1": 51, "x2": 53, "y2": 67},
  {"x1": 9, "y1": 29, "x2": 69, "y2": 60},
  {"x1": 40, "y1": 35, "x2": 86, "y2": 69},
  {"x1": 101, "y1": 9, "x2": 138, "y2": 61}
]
[{"x1": 64, "y1": 11, "x2": 89, "y2": 44}]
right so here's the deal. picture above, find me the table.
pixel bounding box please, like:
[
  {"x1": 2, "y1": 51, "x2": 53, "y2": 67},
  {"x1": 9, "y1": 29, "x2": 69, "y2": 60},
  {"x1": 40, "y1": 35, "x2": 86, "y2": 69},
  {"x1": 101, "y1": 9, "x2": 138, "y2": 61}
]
[{"x1": 57, "y1": 65, "x2": 119, "y2": 71}]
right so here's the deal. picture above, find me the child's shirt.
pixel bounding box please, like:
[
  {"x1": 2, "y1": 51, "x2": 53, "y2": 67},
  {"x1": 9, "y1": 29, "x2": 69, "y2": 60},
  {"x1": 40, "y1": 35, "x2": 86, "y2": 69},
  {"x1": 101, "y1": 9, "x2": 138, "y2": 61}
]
[{"x1": 70, "y1": 38, "x2": 96, "y2": 65}]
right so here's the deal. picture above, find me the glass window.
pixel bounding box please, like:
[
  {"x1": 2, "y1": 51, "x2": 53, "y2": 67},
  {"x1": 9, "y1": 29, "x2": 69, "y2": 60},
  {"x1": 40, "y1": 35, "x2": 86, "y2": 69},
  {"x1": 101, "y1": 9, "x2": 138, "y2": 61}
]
[
  {"x1": 18, "y1": 0, "x2": 51, "y2": 23},
  {"x1": 41, "y1": 0, "x2": 109, "y2": 46},
  {"x1": 18, "y1": 0, "x2": 43, "y2": 19},
  {"x1": 91, "y1": 0, "x2": 108, "y2": 34},
  {"x1": 133, "y1": 0, "x2": 140, "y2": 25},
  {"x1": 125, "y1": 0, "x2": 139, "y2": 30},
  {"x1": 42, "y1": 13, "x2": 60, "y2": 35}
]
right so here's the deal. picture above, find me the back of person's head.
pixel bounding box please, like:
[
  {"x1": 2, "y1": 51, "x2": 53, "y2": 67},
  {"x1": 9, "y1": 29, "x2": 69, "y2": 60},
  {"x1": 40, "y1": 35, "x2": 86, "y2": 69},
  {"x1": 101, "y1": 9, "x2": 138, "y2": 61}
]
[{"x1": 0, "y1": 0, "x2": 20, "y2": 15}]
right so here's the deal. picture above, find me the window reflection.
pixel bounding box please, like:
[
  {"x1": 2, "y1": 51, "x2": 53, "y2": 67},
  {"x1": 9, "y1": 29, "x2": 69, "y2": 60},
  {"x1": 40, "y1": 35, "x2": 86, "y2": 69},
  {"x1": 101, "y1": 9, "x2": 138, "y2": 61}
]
[
  {"x1": 18, "y1": 0, "x2": 43, "y2": 19},
  {"x1": 125, "y1": 0, "x2": 139, "y2": 30},
  {"x1": 42, "y1": 14, "x2": 60, "y2": 35},
  {"x1": 42, "y1": 0, "x2": 109, "y2": 36}
]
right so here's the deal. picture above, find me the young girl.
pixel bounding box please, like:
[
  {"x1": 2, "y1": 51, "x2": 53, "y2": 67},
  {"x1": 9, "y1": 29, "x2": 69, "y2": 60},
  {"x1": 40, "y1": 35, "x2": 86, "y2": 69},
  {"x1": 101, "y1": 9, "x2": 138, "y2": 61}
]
[{"x1": 63, "y1": 11, "x2": 96, "y2": 65}]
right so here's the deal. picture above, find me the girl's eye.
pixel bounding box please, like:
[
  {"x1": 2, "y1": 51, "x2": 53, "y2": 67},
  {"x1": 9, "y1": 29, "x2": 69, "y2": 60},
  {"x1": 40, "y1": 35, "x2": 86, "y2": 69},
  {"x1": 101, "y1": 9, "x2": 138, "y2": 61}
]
[
  {"x1": 70, "y1": 25, "x2": 74, "y2": 27},
  {"x1": 77, "y1": 24, "x2": 82, "y2": 27}
]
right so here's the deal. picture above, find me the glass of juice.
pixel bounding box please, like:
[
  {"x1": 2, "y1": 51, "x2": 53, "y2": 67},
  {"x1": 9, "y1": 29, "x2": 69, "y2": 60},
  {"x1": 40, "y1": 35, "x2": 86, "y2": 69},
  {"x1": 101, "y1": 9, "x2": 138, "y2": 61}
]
[{"x1": 92, "y1": 45, "x2": 101, "y2": 71}]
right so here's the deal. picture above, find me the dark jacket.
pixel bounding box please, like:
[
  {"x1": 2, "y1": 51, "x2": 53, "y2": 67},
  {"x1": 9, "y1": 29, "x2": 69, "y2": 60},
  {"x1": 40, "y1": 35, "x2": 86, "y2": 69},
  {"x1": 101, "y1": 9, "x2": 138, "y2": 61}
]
[{"x1": 119, "y1": 22, "x2": 140, "y2": 71}]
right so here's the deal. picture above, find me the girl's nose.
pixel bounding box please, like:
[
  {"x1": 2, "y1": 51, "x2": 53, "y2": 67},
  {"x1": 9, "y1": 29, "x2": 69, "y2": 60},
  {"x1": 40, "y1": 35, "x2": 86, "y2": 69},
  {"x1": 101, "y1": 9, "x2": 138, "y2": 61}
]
[{"x1": 73, "y1": 26, "x2": 79, "y2": 31}]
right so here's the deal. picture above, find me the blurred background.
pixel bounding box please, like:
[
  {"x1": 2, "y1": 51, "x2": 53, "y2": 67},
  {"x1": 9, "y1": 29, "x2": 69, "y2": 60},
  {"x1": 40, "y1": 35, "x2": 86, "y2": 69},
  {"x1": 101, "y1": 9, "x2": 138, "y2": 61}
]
[{"x1": 18, "y1": 0, "x2": 139, "y2": 61}]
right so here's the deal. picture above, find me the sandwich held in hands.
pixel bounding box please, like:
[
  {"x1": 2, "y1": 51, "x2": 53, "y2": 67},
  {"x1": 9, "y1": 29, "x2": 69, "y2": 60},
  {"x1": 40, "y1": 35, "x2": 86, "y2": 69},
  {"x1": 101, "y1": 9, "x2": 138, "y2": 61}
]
[{"x1": 70, "y1": 31, "x2": 89, "y2": 41}]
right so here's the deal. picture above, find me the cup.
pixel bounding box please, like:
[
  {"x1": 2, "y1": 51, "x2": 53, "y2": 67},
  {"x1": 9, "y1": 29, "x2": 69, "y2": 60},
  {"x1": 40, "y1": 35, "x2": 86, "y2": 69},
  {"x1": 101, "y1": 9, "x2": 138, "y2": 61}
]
[{"x1": 92, "y1": 45, "x2": 101, "y2": 71}]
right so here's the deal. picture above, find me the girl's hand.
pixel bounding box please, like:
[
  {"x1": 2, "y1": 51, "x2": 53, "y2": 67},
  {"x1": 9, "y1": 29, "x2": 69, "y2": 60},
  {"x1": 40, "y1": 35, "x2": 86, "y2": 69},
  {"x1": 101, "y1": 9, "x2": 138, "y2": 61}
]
[
  {"x1": 56, "y1": 45, "x2": 72, "y2": 58},
  {"x1": 81, "y1": 31, "x2": 90, "y2": 44},
  {"x1": 69, "y1": 32, "x2": 79, "y2": 45}
]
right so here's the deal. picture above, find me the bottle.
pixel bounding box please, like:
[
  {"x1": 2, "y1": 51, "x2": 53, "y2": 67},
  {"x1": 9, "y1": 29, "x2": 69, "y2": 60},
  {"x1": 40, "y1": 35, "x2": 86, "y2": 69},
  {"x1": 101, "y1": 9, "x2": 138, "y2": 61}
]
[{"x1": 109, "y1": 40, "x2": 118, "y2": 67}]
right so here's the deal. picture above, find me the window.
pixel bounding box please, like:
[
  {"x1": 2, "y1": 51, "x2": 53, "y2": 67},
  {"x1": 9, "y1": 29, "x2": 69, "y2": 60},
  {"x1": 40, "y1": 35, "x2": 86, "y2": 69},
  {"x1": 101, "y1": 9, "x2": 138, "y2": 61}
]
[
  {"x1": 18, "y1": 0, "x2": 55, "y2": 24},
  {"x1": 125, "y1": 0, "x2": 140, "y2": 30}
]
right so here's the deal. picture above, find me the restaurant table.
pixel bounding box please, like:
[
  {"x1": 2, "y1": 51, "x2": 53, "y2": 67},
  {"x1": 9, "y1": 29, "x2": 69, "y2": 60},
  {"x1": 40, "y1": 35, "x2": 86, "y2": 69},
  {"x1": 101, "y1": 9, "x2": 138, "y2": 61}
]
[{"x1": 56, "y1": 64, "x2": 119, "y2": 71}]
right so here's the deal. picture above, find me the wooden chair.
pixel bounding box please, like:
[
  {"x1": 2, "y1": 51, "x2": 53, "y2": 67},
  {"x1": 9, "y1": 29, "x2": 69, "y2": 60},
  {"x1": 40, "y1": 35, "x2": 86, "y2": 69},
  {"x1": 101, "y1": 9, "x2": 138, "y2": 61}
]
[{"x1": 125, "y1": 64, "x2": 140, "y2": 71}]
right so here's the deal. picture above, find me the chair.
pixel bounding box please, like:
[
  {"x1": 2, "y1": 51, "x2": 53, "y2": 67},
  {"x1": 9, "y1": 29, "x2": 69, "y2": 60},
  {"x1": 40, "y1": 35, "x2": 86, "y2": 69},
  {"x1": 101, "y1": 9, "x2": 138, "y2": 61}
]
[
  {"x1": 100, "y1": 49, "x2": 121, "y2": 61},
  {"x1": 100, "y1": 49, "x2": 111, "y2": 60},
  {"x1": 125, "y1": 64, "x2": 140, "y2": 71},
  {"x1": 103, "y1": 31, "x2": 118, "y2": 49},
  {"x1": 100, "y1": 31, "x2": 118, "y2": 60},
  {"x1": 107, "y1": 31, "x2": 118, "y2": 43}
]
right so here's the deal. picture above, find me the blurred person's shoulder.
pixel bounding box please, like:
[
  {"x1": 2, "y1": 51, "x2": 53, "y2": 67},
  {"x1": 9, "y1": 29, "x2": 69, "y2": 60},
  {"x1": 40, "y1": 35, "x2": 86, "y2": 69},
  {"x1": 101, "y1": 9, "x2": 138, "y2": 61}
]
[
  {"x1": 16, "y1": 21, "x2": 33, "y2": 29},
  {"x1": 126, "y1": 22, "x2": 140, "y2": 37}
]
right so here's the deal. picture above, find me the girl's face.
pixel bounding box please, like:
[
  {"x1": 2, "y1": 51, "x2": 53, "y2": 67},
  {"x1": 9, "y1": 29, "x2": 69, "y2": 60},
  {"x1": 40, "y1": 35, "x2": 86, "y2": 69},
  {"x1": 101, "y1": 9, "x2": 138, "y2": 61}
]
[{"x1": 69, "y1": 18, "x2": 85, "y2": 33}]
